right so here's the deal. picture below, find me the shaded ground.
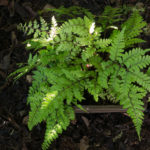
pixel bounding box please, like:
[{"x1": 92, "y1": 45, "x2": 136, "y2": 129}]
[{"x1": 1, "y1": 0, "x2": 150, "y2": 150}]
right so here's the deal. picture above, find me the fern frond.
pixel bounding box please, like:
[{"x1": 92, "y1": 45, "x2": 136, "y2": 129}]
[
  {"x1": 122, "y1": 10, "x2": 146, "y2": 47},
  {"x1": 60, "y1": 17, "x2": 92, "y2": 36},
  {"x1": 82, "y1": 47, "x2": 96, "y2": 61},
  {"x1": 28, "y1": 84, "x2": 55, "y2": 129},
  {"x1": 119, "y1": 84, "x2": 145, "y2": 139},
  {"x1": 122, "y1": 48, "x2": 150, "y2": 70},
  {"x1": 128, "y1": 55, "x2": 150, "y2": 71},
  {"x1": 42, "y1": 115, "x2": 58, "y2": 150},
  {"x1": 42, "y1": 105, "x2": 74, "y2": 150},
  {"x1": 110, "y1": 28, "x2": 125, "y2": 61},
  {"x1": 122, "y1": 48, "x2": 149, "y2": 62},
  {"x1": 125, "y1": 38, "x2": 145, "y2": 48},
  {"x1": 98, "y1": 61, "x2": 114, "y2": 88},
  {"x1": 85, "y1": 79, "x2": 103, "y2": 102},
  {"x1": 98, "y1": 6, "x2": 123, "y2": 30},
  {"x1": 122, "y1": 10, "x2": 146, "y2": 39},
  {"x1": 95, "y1": 39, "x2": 111, "y2": 49},
  {"x1": 8, "y1": 54, "x2": 39, "y2": 81},
  {"x1": 130, "y1": 71, "x2": 150, "y2": 91},
  {"x1": 107, "y1": 29, "x2": 150, "y2": 139},
  {"x1": 107, "y1": 68, "x2": 146, "y2": 139}
]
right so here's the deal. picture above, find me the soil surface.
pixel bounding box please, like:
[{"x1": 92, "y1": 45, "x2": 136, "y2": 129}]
[{"x1": 1, "y1": 0, "x2": 150, "y2": 150}]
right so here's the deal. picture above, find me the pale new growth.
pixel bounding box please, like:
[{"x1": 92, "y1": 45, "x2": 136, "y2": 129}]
[
  {"x1": 107, "y1": 26, "x2": 118, "y2": 30},
  {"x1": 47, "y1": 16, "x2": 58, "y2": 41},
  {"x1": 42, "y1": 91, "x2": 58, "y2": 109},
  {"x1": 52, "y1": 16, "x2": 57, "y2": 27},
  {"x1": 27, "y1": 43, "x2": 31, "y2": 47},
  {"x1": 89, "y1": 22, "x2": 95, "y2": 34}
]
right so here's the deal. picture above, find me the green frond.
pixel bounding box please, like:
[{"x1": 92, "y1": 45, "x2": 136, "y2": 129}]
[
  {"x1": 82, "y1": 47, "x2": 96, "y2": 61},
  {"x1": 128, "y1": 55, "x2": 150, "y2": 71},
  {"x1": 42, "y1": 105, "x2": 75, "y2": 150},
  {"x1": 105, "y1": 88, "x2": 118, "y2": 103},
  {"x1": 28, "y1": 83, "x2": 57, "y2": 129},
  {"x1": 88, "y1": 55, "x2": 102, "y2": 69},
  {"x1": 42, "y1": 117, "x2": 57, "y2": 150},
  {"x1": 85, "y1": 79, "x2": 103, "y2": 102},
  {"x1": 65, "y1": 88, "x2": 73, "y2": 104},
  {"x1": 122, "y1": 48, "x2": 149, "y2": 63},
  {"x1": 130, "y1": 71, "x2": 150, "y2": 91},
  {"x1": 8, "y1": 65, "x2": 32, "y2": 81},
  {"x1": 98, "y1": 6, "x2": 123, "y2": 30},
  {"x1": 72, "y1": 85, "x2": 84, "y2": 102},
  {"x1": 125, "y1": 38, "x2": 145, "y2": 48},
  {"x1": 8, "y1": 53, "x2": 39, "y2": 81},
  {"x1": 122, "y1": 10, "x2": 146, "y2": 41},
  {"x1": 109, "y1": 28, "x2": 125, "y2": 61},
  {"x1": 108, "y1": 66, "x2": 122, "y2": 92},
  {"x1": 98, "y1": 61, "x2": 114, "y2": 88},
  {"x1": 59, "y1": 16, "x2": 93, "y2": 36},
  {"x1": 40, "y1": 17, "x2": 49, "y2": 31},
  {"x1": 122, "y1": 48, "x2": 150, "y2": 71},
  {"x1": 95, "y1": 39, "x2": 111, "y2": 49},
  {"x1": 119, "y1": 85, "x2": 145, "y2": 139}
]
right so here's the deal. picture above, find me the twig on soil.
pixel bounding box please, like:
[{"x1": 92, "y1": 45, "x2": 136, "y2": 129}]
[
  {"x1": 0, "y1": 108, "x2": 21, "y2": 130},
  {"x1": 74, "y1": 105, "x2": 127, "y2": 113}
]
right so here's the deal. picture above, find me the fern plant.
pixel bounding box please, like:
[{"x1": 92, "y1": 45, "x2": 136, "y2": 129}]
[{"x1": 10, "y1": 6, "x2": 150, "y2": 150}]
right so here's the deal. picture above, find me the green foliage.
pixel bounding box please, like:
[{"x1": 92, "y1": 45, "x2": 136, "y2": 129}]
[
  {"x1": 38, "y1": 5, "x2": 94, "y2": 21},
  {"x1": 18, "y1": 17, "x2": 51, "y2": 39},
  {"x1": 97, "y1": 5, "x2": 132, "y2": 31},
  {"x1": 11, "y1": 6, "x2": 149, "y2": 150},
  {"x1": 98, "y1": 5, "x2": 123, "y2": 30},
  {"x1": 122, "y1": 10, "x2": 147, "y2": 47},
  {"x1": 8, "y1": 53, "x2": 39, "y2": 81}
]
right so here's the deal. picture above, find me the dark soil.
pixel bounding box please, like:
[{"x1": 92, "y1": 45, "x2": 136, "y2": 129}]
[{"x1": 1, "y1": 0, "x2": 150, "y2": 150}]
